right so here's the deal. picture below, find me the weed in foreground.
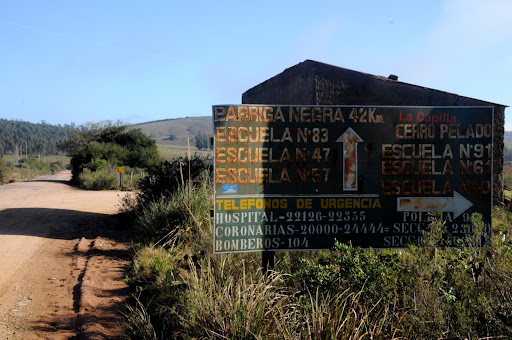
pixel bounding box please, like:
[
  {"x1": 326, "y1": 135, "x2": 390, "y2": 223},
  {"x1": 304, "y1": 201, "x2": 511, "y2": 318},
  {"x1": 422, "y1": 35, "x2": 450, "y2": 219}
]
[
  {"x1": 123, "y1": 295, "x2": 157, "y2": 340},
  {"x1": 123, "y1": 160, "x2": 512, "y2": 339}
]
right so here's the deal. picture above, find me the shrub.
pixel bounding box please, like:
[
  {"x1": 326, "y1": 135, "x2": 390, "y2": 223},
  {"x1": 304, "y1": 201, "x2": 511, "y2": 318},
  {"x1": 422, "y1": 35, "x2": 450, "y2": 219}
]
[
  {"x1": 136, "y1": 154, "x2": 213, "y2": 205},
  {"x1": 67, "y1": 123, "x2": 162, "y2": 184},
  {"x1": 398, "y1": 213, "x2": 512, "y2": 339},
  {"x1": 49, "y1": 160, "x2": 64, "y2": 173},
  {"x1": 83, "y1": 158, "x2": 106, "y2": 172},
  {"x1": 19, "y1": 158, "x2": 50, "y2": 171},
  {"x1": 77, "y1": 168, "x2": 117, "y2": 190},
  {"x1": 293, "y1": 242, "x2": 401, "y2": 299},
  {"x1": 133, "y1": 171, "x2": 213, "y2": 248},
  {"x1": 124, "y1": 162, "x2": 512, "y2": 339},
  {"x1": 129, "y1": 246, "x2": 179, "y2": 292},
  {"x1": 16, "y1": 162, "x2": 30, "y2": 169}
]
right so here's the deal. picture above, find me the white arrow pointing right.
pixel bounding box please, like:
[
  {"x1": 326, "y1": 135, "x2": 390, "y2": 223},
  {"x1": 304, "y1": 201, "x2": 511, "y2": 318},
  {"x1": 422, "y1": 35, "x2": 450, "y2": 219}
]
[{"x1": 397, "y1": 191, "x2": 473, "y2": 219}]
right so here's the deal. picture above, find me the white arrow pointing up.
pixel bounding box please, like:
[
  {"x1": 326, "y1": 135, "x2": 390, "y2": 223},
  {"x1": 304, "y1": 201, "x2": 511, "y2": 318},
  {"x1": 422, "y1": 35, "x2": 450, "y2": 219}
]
[
  {"x1": 397, "y1": 191, "x2": 473, "y2": 219},
  {"x1": 336, "y1": 127, "x2": 363, "y2": 191}
]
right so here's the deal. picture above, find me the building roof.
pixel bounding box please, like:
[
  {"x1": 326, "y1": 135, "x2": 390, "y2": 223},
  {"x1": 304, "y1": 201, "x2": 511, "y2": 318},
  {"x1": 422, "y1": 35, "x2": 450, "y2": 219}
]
[{"x1": 243, "y1": 59, "x2": 507, "y2": 108}]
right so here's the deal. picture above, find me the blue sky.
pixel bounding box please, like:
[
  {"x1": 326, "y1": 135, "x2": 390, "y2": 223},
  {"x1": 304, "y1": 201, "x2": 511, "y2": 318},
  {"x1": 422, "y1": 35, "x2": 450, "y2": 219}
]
[{"x1": 1, "y1": 0, "x2": 511, "y2": 129}]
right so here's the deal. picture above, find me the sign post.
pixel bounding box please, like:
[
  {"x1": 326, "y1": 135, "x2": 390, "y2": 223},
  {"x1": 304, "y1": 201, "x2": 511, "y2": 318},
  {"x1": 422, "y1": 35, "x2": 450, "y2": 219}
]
[
  {"x1": 212, "y1": 105, "x2": 493, "y2": 253},
  {"x1": 116, "y1": 166, "x2": 125, "y2": 188}
]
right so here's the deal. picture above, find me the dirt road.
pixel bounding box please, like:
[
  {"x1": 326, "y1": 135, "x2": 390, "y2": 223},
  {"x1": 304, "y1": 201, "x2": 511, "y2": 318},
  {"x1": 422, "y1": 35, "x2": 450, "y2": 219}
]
[{"x1": 0, "y1": 171, "x2": 132, "y2": 339}]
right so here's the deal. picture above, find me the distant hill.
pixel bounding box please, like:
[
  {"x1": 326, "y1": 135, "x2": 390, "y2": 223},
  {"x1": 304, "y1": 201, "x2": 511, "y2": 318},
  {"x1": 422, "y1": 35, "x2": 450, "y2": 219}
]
[
  {"x1": 505, "y1": 131, "x2": 512, "y2": 148},
  {"x1": 130, "y1": 116, "x2": 213, "y2": 159},
  {"x1": 132, "y1": 117, "x2": 512, "y2": 148},
  {"x1": 130, "y1": 116, "x2": 212, "y2": 147}
]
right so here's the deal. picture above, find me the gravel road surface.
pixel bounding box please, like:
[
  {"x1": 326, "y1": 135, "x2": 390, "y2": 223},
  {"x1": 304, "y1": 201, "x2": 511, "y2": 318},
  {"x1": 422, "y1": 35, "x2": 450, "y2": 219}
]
[{"x1": 0, "y1": 171, "x2": 132, "y2": 339}]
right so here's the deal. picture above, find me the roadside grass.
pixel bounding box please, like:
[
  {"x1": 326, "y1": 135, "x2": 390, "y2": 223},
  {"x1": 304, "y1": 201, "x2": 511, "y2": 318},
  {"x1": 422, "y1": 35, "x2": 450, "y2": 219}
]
[
  {"x1": 0, "y1": 155, "x2": 70, "y2": 184},
  {"x1": 123, "y1": 160, "x2": 512, "y2": 339},
  {"x1": 2, "y1": 154, "x2": 70, "y2": 166},
  {"x1": 156, "y1": 144, "x2": 212, "y2": 160}
]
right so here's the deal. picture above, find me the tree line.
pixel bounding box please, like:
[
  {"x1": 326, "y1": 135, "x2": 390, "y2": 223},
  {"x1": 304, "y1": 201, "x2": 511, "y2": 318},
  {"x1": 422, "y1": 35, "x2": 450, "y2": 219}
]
[{"x1": 0, "y1": 119, "x2": 72, "y2": 157}]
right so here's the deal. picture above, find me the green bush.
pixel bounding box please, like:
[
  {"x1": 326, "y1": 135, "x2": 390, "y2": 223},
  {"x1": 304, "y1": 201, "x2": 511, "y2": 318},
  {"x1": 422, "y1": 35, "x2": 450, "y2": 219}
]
[
  {"x1": 16, "y1": 161, "x2": 30, "y2": 169},
  {"x1": 67, "y1": 123, "x2": 162, "y2": 185},
  {"x1": 83, "y1": 158, "x2": 106, "y2": 172},
  {"x1": 129, "y1": 246, "x2": 179, "y2": 293},
  {"x1": 49, "y1": 160, "x2": 64, "y2": 173},
  {"x1": 0, "y1": 158, "x2": 54, "y2": 183},
  {"x1": 77, "y1": 168, "x2": 117, "y2": 190},
  {"x1": 19, "y1": 158, "x2": 42, "y2": 170},
  {"x1": 136, "y1": 154, "x2": 213, "y2": 205},
  {"x1": 133, "y1": 171, "x2": 213, "y2": 247},
  {"x1": 292, "y1": 242, "x2": 403, "y2": 303}
]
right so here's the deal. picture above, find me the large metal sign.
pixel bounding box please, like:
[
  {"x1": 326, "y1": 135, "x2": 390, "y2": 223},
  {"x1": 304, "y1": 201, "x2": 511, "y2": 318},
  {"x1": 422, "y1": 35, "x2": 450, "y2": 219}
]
[{"x1": 213, "y1": 105, "x2": 493, "y2": 253}]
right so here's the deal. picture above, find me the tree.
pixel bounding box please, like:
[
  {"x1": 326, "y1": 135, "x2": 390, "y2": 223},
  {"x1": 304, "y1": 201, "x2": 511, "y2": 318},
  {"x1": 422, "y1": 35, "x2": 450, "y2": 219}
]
[
  {"x1": 194, "y1": 131, "x2": 209, "y2": 150},
  {"x1": 67, "y1": 123, "x2": 163, "y2": 181}
]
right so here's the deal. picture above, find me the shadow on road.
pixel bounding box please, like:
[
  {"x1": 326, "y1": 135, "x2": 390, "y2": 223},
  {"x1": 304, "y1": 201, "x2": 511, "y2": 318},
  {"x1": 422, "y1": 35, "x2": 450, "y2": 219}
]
[
  {"x1": 24, "y1": 302, "x2": 129, "y2": 340},
  {"x1": 25, "y1": 178, "x2": 75, "y2": 185},
  {"x1": 0, "y1": 208, "x2": 129, "y2": 241}
]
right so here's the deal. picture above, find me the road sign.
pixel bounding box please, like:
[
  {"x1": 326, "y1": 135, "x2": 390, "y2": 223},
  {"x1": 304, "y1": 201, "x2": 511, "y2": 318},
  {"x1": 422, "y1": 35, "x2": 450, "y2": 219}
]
[
  {"x1": 212, "y1": 105, "x2": 493, "y2": 253},
  {"x1": 116, "y1": 166, "x2": 125, "y2": 174}
]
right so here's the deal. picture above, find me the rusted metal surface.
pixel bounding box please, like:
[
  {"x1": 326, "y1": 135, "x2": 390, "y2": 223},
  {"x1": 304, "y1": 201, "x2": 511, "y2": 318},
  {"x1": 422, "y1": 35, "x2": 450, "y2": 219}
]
[{"x1": 213, "y1": 105, "x2": 493, "y2": 253}]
